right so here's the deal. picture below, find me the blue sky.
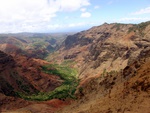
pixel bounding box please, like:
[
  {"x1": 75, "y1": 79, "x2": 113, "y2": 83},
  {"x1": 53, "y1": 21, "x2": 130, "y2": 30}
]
[{"x1": 0, "y1": 0, "x2": 150, "y2": 33}]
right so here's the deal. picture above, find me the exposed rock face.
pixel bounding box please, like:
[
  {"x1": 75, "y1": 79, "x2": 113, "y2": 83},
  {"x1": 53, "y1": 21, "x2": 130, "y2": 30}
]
[
  {"x1": 54, "y1": 21, "x2": 150, "y2": 79},
  {"x1": 64, "y1": 33, "x2": 93, "y2": 49}
]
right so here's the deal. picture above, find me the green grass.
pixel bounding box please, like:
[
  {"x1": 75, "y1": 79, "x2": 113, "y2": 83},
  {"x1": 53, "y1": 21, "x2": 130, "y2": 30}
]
[{"x1": 17, "y1": 62, "x2": 79, "y2": 101}]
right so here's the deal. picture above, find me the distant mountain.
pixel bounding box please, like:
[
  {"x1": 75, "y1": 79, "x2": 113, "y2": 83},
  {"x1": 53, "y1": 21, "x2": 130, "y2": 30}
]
[{"x1": 0, "y1": 32, "x2": 71, "y2": 59}]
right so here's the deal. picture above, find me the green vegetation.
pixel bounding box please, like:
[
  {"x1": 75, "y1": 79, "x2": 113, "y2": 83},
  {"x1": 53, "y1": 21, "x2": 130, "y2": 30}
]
[
  {"x1": 32, "y1": 41, "x2": 48, "y2": 49},
  {"x1": 101, "y1": 69, "x2": 118, "y2": 79},
  {"x1": 128, "y1": 21, "x2": 150, "y2": 34},
  {"x1": 138, "y1": 21, "x2": 150, "y2": 31},
  {"x1": 112, "y1": 23, "x2": 127, "y2": 31},
  {"x1": 114, "y1": 23, "x2": 121, "y2": 31},
  {"x1": 128, "y1": 25, "x2": 137, "y2": 33},
  {"x1": 17, "y1": 61, "x2": 79, "y2": 101},
  {"x1": 16, "y1": 79, "x2": 30, "y2": 93}
]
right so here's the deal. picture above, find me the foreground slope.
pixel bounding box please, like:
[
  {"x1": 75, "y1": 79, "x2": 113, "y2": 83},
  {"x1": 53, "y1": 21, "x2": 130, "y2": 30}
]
[
  {"x1": 0, "y1": 50, "x2": 78, "y2": 113},
  {"x1": 0, "y1": 51, "x2": 62, "y2": 95},
  {"x1": 0, "y1": 50, "x2": 64, "y2": 112}
]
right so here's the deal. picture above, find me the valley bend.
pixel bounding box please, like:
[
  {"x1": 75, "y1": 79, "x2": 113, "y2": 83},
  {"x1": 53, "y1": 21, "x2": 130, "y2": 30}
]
[{"x1": 0, "y1": 0, "x2": 150, "y2": 113}]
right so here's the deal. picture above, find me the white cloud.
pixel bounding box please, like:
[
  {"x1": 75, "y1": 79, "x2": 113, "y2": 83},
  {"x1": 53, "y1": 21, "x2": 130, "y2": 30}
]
[
  {"x1": 81, "y1": 12, "x2": 91, "y2": 18},
  {"x1": 118, "y1": 17, "x2": 150, "y2": 22},
  {"x1": 47, "y1": 24, "x2": 63, "y2": 30},
  {"x1": 80, "y1": 8, "x2": 87, "y2": 12},
  {"x1": 58, "y1": 0, "x2": 90, "y2": 12},
  {"x1": 132, "y1": 7, "x2": 150, "y2": 15},
  {"x1": 0, "y1": 0, "x2": 90, "y2": 33}
]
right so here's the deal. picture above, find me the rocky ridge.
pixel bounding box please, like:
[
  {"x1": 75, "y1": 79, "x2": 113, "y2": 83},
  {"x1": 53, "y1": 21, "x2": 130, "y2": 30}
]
[{"x1": 51, "y1": 21, "x2": 150, "y2": 80}]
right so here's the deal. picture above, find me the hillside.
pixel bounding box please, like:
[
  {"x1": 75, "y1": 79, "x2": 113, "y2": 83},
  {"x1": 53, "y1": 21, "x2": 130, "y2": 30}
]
[
  {"x1": 48, "y1": 21, "x2": 150, "y2": 80},
  {"x1": 51, "y1": 21, "x2": 150, "y2": 113},
  {"x1": 56, "y1": 46, "x2": 150, "y2": 113},
  {"x1": 0, "y1": 50, "x2": 64, "y2": 111}
]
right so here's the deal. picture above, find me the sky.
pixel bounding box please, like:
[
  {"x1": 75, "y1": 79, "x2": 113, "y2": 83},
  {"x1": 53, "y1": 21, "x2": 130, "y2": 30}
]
[{"x1": 0, "y1": 0, "x2": 150, "y2": 33}]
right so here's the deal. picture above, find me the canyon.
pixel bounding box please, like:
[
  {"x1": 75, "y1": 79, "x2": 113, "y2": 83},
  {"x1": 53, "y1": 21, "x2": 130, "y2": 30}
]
[{"x1": 0, "y1": 21, "x2": 150, "y2": 113}]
